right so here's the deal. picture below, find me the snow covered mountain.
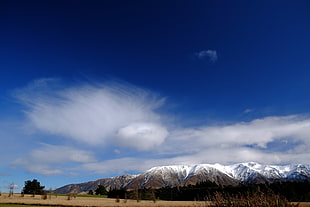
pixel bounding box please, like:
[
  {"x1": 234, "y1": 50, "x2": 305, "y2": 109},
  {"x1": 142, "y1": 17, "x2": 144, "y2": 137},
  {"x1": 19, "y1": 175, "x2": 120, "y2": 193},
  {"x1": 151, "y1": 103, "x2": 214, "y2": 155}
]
[
  {"x1": 217, "y1": 162, "x2": 310, "y2": 183},
  {"x1": 55, "y1": 162, "x2": 310, "y2": 194}
]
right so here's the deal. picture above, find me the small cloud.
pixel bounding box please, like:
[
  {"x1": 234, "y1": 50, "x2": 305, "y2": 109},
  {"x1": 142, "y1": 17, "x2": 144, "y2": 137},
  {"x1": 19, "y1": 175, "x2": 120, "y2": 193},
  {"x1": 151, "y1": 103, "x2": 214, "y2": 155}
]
[
  {"x1": 195, "y1": 50, "x2": 218, "y2": 62},
  {"x1": 281, "y1": 139, "x2": 289, "y2": 144},
  {"x1": 243, "y1": 109, "x2": 253, "y2": 114},
  {"x1": 114, "y1": 149, "x2": 121, "y2": 154}
]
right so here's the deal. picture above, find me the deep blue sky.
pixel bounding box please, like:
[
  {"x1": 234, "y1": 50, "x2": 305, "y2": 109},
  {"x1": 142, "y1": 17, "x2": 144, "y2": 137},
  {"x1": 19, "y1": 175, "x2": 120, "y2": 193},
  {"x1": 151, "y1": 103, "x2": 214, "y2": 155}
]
[{"x1": 1, "y1": 0, "x2": 310, "y2": 192}]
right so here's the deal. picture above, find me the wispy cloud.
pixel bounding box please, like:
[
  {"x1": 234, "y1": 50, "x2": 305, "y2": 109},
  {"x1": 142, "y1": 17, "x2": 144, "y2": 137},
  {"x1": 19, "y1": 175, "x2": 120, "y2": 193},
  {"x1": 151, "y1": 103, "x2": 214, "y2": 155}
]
[
  {"x1": 12, "y1": 144, "x2": 96, "y2": 176},
  {"x1": 67, "y1": 115, "x2": 310, "y2": 175},
  {"x1": 195, "y1": 50, "x2": 218, "y2": 62},
  {"x1": 11, "y1": 79, "x2": 310, "y2": 177},
  {"x1": 14, "y1": 79, "x2": 168, "y2": 150},
  {"x1": 161, "y1": 115, "x2": 310, "y2": 164},
  {"x1": 243, "y1": 108, "x2": 253, "y2": 114}
]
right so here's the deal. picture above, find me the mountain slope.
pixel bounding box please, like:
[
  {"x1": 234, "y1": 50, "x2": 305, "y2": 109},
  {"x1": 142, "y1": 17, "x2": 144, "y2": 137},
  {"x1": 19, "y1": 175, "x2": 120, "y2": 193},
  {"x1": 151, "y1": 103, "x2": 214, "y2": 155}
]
[
  {"x1": 55, "y1": 174, "x2": 137, "y2": 194},
  {"x1": 55, "y1": 162, "x2": 310, "y2": 194}
]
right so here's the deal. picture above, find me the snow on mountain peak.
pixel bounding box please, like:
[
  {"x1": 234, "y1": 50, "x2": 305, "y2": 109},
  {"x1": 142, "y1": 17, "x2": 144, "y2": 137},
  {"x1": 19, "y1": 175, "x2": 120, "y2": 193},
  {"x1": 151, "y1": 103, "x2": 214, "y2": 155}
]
[
  {"x1": 144, "y1": 162, "x2": 310, "y2": 183},
  {"x1": 55, "y1": 162, "x2": 310, "y2": 194}
]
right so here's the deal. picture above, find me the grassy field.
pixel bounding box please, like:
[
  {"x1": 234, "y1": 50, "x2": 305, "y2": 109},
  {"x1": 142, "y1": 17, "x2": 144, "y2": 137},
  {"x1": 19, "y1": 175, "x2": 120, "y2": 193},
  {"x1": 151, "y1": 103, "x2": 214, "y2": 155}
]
[
  {"x1": 0, "y1": 205, "x2": 65, "y2": 207},
  {"x1": 0, "y1": 193, "x2": 208, "y2": 207},
  {"x1": 0, "y1": 193, "x2": 309, "y2": 207}
]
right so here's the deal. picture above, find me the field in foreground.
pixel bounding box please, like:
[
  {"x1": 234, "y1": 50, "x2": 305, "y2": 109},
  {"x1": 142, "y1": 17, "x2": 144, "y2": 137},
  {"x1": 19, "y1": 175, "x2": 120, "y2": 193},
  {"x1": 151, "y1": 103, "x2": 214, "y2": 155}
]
[
  {"x1": 1, "y1": 194, "x2": 310, "y2": 207},
  {"x1": 0, "y1": 193, "x2": 207, "y2": 207},
  {"x1": 0, "y1": 205, "x2": 64, "y2": 207}
]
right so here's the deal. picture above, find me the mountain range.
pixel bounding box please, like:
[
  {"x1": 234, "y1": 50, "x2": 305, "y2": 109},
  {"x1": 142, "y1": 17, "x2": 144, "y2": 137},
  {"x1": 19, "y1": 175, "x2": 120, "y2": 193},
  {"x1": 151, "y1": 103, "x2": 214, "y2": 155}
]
[{"x1": 54, "y1": 162, "x2": 310, "y2": 194}]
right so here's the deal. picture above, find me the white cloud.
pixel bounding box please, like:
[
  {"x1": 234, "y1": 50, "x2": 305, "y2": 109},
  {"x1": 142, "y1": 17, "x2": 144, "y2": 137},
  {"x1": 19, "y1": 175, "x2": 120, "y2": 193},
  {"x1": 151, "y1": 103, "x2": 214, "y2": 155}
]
[
  {"x1": 12, "y1": 144, "x2": 96, "y2": 176},
  {"x1": 77, "y1": 115, "x2": 310, "y2": 175},
  {"x1": 116, "y1": 122, "x2": 168, "y2": 150},
  {"x1": 11, "y1": 79, "x2": 310, "y2": 177},
  {"x1": 30, "y1": 144, "x2": 96, "y2": 163},
  {"x1": 164, "y1": 115, "x2": 310, "y2": 151},
  {"x1": 79, "y1": 145, "x2": 310, "y2": 176},
  {"x1": 158, "y1": 115, "x2": 310, "y2": 164},
  {"x1": 14, "y1": 79, "x2": 168, "y2": 150},
  {"x1": 195, "y1": 50, "x2": 218, "y2": 62},
  {"x1": 12, "y1": 113, "x2": 310, "y2": 176},
  {"x1": 80, "y1": 158, "x2": 152, "y2": 175},
  {"x1": 243, "y1": 108, "x2": 253, "y2": 113}
]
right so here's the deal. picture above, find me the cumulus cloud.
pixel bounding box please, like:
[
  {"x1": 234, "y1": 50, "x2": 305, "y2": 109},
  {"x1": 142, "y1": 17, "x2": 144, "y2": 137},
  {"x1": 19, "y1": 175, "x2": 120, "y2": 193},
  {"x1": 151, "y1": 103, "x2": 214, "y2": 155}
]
[
  {"x1": 116, "y1": 122, "x2": 168, "y2": 150},
  {"x1": 14, "y1": 79, "x2": 168, "y2": 150},
  {"x1": 195, "y1": 50, "x2": 218, "y2": 62}
]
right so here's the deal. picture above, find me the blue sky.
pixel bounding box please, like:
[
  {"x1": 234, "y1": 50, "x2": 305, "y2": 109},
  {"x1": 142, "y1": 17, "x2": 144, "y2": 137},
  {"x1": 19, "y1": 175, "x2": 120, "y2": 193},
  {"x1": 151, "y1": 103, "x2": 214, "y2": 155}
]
[{"x1": 1, "y1": 0, "x2": 310, "y2": 192}]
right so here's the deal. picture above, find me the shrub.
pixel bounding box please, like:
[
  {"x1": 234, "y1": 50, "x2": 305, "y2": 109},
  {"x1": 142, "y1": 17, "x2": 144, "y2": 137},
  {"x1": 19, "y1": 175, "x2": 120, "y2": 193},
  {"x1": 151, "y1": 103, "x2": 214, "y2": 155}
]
[{"x1": 206, "y1": 190, "x2": 299, "y2": 207}]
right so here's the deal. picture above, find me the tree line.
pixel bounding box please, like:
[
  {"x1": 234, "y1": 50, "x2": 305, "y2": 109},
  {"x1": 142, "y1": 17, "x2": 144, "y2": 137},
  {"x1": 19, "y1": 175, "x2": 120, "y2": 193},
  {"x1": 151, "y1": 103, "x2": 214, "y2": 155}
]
[
  {"x1": 20, "y1": 178, "x2": 310, "y2": 202},
  {"x1": 104, "y1": 180, "x2": 310, "y2": 202}
]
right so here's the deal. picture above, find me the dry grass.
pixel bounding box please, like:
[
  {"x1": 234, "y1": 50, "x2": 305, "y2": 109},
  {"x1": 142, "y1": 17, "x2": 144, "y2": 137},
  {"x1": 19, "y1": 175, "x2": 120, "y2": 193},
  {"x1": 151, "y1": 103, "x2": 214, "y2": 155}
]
[
  {"x1": 0, "y1": 193, "x2": 309, "y2": 207},
  {"x1": 205, "y1": 191, "x2": 302, "y2": 207},
  {"x1": 0, "y1": 193, "x2": 207, "y2": 207}
]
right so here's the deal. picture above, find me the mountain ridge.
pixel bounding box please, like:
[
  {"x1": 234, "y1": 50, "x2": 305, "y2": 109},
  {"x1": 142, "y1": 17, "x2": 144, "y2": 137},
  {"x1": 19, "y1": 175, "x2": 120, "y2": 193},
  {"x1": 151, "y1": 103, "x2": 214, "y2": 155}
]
[{"x1": 55, "y1": 162, "x2": 310, "y2": 194}]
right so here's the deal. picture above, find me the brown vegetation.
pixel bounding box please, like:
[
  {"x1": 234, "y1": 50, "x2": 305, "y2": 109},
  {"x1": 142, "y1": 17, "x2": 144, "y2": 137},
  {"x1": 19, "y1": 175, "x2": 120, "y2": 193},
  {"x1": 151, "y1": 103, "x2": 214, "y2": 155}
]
[
  {"x1": 205, "y1": 190, "x2": 300, "y2": 207},
  {"x1": 0, "y1": 193, "x2": 205, "y2": 206},
  {"x1": 0, "y1": 193, "x2": 309, "y2": 207}
]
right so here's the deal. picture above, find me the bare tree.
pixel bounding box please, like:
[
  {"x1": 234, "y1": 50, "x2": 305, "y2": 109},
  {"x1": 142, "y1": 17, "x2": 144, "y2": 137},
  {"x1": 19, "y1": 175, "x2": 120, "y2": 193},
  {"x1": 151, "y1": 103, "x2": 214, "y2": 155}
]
[
  {"x1": 8, "y1": 183, "x2": 16, "y2": 197},
  {"x1": 49, "y1": 188, "x2": 53, "y2": 200}
]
